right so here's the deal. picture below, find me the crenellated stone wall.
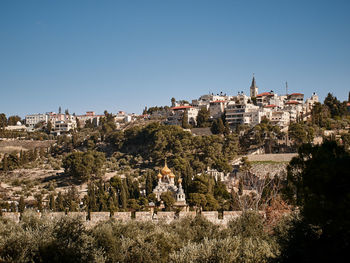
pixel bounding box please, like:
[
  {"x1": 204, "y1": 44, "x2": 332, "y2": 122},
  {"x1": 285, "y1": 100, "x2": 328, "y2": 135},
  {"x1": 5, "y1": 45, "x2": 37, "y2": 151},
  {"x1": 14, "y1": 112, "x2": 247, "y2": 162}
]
[
  {"x1": 156, "y1": 211, "x2": 175, "y2": 223},
  {"x1": 201, "y1": 211, "x2": 220, "y2": 224},
  {"x1": 67, "y1": 211, "x2": 87, "y2": 221},
  {"x1": 179, "y1": 211, "x2": 196, "y2": 219},
  {"x1": 1, "y1": 210, "x2": 268, "y2": 226},
  {"x1": 135, "y1": 211, "x2": 153, "y2": 221},
  {"x1": 112, "y1": 212, "x2": 132, "y2": 222},
  {"x1": 223, "y1": 211, "x2": 242, "y2": 222}
]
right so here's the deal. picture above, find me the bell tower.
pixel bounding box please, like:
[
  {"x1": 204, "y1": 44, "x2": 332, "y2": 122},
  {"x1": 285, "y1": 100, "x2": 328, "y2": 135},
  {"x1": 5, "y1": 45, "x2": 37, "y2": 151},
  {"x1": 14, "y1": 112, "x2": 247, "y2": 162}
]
[{"x1": 250, "y1": 74, "x2": 258, "y2": 98}]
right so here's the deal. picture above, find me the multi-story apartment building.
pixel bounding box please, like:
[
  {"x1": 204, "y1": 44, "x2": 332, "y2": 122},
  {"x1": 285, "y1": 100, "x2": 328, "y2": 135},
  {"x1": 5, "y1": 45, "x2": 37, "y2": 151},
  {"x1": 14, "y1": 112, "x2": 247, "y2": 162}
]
[
  {"x1": 287, "y1": 93, "x2": 304, "y2": 103},
  {"x1": 256, "y1": 92, "x2": 275, "y2": 106},
  {"x1": 48, "y1": 112, "x2": 77, "y2": 133},
  {"x1": 166, "y1": 106, "x2": 199, "y2": 126},
  {"x1": 209, "y1": 100, "x2": 227, "y2": 119},
  {"x1": 266, "y1": 111, "x2": 290, "y2": 127},
  {"x1": 54, "y1": 121, "x2": 76, "y2": 132},
  {"x1": 225, "y1": 102, "x2": 264, "y2": 126},
  {"x1": 76, "y1": 111, "x2": 104, "y2": 127},
  {"x1": 25, "y1": 113, "x2": 49, "y2": 128}
]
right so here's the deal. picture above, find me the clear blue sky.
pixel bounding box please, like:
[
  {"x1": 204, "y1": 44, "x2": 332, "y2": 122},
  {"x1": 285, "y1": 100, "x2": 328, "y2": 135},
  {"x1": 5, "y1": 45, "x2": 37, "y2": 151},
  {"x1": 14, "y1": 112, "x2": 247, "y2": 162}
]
[{"x1": 1, "y1": 0, "x2": 349, "y2": 117}]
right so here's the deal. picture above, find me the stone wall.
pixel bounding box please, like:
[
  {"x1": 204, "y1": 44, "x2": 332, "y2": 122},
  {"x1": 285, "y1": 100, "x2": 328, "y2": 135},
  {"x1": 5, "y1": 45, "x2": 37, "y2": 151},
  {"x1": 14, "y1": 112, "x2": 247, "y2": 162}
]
[
  {"x1": 201, "y1": 211, "x2": 219, "y2": 224},
  {"x1": 42, "y1": 212, "x2": 66, "y2": 220},
  {"x1": 223, "y1": 211, "x2": 242, "y2": 222},
  {"x1": 112, "y1": 212, "x2": 131, "y2": 222},
  {"x1": 0, "y1": 210, "x2": 266, "y2": 226},
  {"x1": 156, "y1": 211, "x2": 175, "y2": 223},
  {"x1": 248, "y1": 153, "x2": 297, "y2": 162},
  {"x1": 179, "y1": 211, "x2": 196, "y2": 219},
  {"x1": 135, "y1": 211, "x2": 152, "y2": 221},
  {"x1": 67, "y1": 212, "x2": 87, "y2": 221},
  {"x1": 90, "y1": 212, "x2": 110, "y2": 222},
  {"x1": 2, "y1": 212, "x2": 20, "y2": 223}
]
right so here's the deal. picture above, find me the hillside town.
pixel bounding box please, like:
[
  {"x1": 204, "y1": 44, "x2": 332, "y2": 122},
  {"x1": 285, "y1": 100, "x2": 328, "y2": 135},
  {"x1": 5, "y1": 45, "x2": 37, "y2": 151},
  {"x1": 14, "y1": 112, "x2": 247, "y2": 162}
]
[
  {"x1": 5, "y1": 76, "x2": 321, "y2": 135},
  {"x1": 1, "y1": 0, "x2": 350, "y2": 261}
]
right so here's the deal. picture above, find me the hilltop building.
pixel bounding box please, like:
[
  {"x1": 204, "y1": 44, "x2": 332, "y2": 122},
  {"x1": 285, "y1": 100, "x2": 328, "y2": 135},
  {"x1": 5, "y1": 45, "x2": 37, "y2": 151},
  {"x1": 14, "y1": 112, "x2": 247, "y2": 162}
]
[{"x1": 25, "y1": 113, "x2": 49, "y2": 128}]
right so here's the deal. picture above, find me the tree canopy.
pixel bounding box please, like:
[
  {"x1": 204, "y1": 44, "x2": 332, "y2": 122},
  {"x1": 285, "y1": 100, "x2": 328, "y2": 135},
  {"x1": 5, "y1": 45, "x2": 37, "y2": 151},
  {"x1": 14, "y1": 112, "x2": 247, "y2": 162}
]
[
  {"x1": 63, "y1": 151, "x2": 106, "y2": 182},
  {"x1": 282, "y1": 141, "x2": 350, "y2": 262}
]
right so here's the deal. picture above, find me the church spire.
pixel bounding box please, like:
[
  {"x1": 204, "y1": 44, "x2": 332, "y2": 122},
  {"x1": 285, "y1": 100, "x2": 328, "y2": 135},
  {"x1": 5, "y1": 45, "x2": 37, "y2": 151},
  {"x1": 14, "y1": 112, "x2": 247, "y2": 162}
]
[
  {"x1": 251, "y1": 73, "x2": 256, "y2": 88},
  {"x1": 250, "y1": 73, "x2": 258, "y2": 98}
]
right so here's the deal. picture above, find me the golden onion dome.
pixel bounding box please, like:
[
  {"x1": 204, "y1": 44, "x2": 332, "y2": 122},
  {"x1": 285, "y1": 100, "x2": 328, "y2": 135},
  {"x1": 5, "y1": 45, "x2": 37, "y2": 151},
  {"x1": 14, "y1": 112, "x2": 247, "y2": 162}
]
[
  {"x1": 178, "y1": 178, "x2": 182, "y2": 184},
  {"x1": 161, "y1": 162, "x2": 172, "y2": 175},
  {"x1": 157, "y1": 172, "x2": 163, "y2": 179},
  {"x1": 169, "y1": 172, "x2": 175, "y2": 178}
]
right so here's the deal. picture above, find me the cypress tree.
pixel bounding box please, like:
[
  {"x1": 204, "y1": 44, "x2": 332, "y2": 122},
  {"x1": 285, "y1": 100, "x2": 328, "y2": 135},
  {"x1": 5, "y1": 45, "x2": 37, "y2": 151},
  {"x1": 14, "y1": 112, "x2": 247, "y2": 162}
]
[
  {"x1": 182, "y1": 110, "x2": 190, "y2": 129},
  {"x1": 120, "y1": 182, "x2": 127, "y2": 210},
  {"x1": 145, "y1": 174, "x2": 153, "y2": 196},
  {"x1": 10, "y1": 202, "x2": 16, "y2": 212},
  {"x1": 49, "y1": 193, "x2": 56, "y2": 211},
  {"x1": 35, "y1": 194, "x2": 43, "y2": 212},
  {"x1": 56, "y1": 192, "x2": 65, "y2": 211},
  {"x1": 19, "y1": 150, "x2": 24, "y2": 165},
  {"x1": 2, "y1": 154, "x2": 8, "y2": 171},
  {"x1": 132, "y1": 180, "x2": 140, "y2": 199},
  {"x1": 18, "y1": 196, "x2": 25, "y2": 212},
  {"x1": 217, "y1": 118, "x2": 225, "y2": 134},
  {"x1": 87, "y1": 183, "x2": 97, "y2": 212},
  {"x1": 238, "y1": 178, "x2": 244, "y2": 196}
]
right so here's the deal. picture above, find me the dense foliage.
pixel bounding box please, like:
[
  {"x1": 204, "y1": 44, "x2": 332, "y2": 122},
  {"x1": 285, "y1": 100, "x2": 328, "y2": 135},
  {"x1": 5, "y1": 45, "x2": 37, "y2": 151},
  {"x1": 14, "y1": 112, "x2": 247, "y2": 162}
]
[
  {"x1": 281, "y1": 141, "x2": 350, "y2": 263},
  {"x1": 106, "y1": 122, "x2": 239, "y2": 173},
  {"x1": 0, "y1": 211, "x2": 282, "y2": 263},
  {"x1": 63, "y1": 151, "x2": 106, "y2": 182}
]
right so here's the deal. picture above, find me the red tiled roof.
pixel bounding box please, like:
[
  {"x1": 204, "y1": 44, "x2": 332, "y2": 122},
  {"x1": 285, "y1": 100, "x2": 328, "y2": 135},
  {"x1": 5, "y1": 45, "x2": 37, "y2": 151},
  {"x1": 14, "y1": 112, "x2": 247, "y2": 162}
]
[
  {"x1": 256, "y1": 92, "x2": 273, "y2": 97},
  {"x1": 264, "y1": 104, "x2": 277, "y2": 108},
  {"x1": 285, "y1": 101, "x2": 300, "y2": 105},
  {"x1": 171, "y1": 106, "x2": 193, "y2": 110},
  {"x1": 289, "y1": 93, "x2": 304, "y2": 96},
  {"x1": 210, "y1": 100, "x2": 226, "y2": 104}
]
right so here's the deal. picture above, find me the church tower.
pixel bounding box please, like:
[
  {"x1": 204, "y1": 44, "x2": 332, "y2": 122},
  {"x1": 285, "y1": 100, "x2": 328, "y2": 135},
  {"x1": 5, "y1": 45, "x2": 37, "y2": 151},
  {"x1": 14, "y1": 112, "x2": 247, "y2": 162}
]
[{"x1": 250, "y1": 74, "x2": 258, "y2": 98}]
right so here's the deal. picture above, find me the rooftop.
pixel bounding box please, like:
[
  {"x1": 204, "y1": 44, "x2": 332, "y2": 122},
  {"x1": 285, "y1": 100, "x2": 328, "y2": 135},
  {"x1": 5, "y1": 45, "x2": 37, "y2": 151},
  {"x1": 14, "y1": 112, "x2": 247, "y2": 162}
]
[
  {"x1": 285, "y1": 101, "x2": 300, "y2": 105},
  {"x1": 171, "y1": 106, "x2": 193, "y2": 110},
  {"x1": 256, "y1": 92, "x2": 273, "y2": 97}
]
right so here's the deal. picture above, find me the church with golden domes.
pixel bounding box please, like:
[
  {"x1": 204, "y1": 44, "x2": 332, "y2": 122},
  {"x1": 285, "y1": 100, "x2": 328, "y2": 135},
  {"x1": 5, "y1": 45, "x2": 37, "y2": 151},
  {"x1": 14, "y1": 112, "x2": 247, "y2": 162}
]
[{"x1": 153, "y1": 160, "x2": 186, "y2": 206}]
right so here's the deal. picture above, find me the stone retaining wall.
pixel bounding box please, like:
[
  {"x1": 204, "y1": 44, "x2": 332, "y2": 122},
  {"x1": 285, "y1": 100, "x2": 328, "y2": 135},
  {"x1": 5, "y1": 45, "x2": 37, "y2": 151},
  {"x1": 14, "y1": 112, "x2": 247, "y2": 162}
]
[
  {"x1": 1, "y1": 210, "x2": 267, "y2": 225},
  {"x1": 112, "y1": 212, "x2": 131, "y2": 222},
  {"x1": 2, "y1": 212, "x2": 20, "y2": 223},
  {"x1": 157, "y1": 211, "x2": 175, "y2": 222},
  {"x1": 223, "y1": 211, "x2": 242, "y2": 221},
  {"x1": 179, "y1": 211, "x2": 196, "y2": 219},
  {"x1": 67, "y1": 212, "x2": 87, "y2": 221},
  {"x1": 201, "y1": 211, "x2": 219, "y2": 224},
  {"x1": 135, "y1": 211, "x2": 152, "y2": 221}
]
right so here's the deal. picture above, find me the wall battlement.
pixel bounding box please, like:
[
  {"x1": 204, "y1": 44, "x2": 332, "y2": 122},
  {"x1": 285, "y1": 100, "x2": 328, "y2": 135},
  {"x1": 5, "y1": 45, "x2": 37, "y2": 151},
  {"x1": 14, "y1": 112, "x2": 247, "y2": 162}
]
[{"x1": 1, "y1": 210, "x2": 266, "y2": 226}]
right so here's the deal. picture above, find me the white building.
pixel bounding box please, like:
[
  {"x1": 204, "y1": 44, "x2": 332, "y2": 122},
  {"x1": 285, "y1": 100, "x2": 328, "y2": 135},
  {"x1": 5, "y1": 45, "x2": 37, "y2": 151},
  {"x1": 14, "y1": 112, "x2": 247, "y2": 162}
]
[
  {"x1": 266, "y1": 110, "x2": 290, "y2": 127},
  {"x1": 5, "y1": 122, "x2": 27, "y2": 131},
  {"x1": 76, "y1": 111, "x2": 104, "y2": 127},
  {"x1": 305, "y1": 93, "x2": 319, "y2": 113},
  {"x1": 49, "y1": 112, "x2": 77, "y2": 133},
  {"x1": 209, "y1": 100, "x2": 227, "y2": 119},
  {"x1": 25, "y1": 113, "x2": 49, "y2": 128},
  {"x1": 226, "y1": 102, "x2": 263, "y2": 126},
  {"x1": 166, "y1": 106, "x2": 199, "y2": 126},
  {"x1": 54, "y1": 121, "x2": 76, "y2": 133}
]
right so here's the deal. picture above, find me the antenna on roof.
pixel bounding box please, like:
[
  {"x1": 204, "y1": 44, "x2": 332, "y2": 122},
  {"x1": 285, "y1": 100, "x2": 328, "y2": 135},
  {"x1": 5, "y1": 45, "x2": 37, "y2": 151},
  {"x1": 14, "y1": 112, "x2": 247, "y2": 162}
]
[{"x1": 285, "y1": 82, "x2": 288, "y2": 96}]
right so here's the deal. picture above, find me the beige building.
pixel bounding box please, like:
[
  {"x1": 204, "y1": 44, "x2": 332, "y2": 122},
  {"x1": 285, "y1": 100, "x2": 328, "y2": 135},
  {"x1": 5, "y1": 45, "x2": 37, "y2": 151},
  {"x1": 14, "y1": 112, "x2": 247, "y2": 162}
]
[{"x1": 166, "y1": 106, "x2": 199, "y2": 126}]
